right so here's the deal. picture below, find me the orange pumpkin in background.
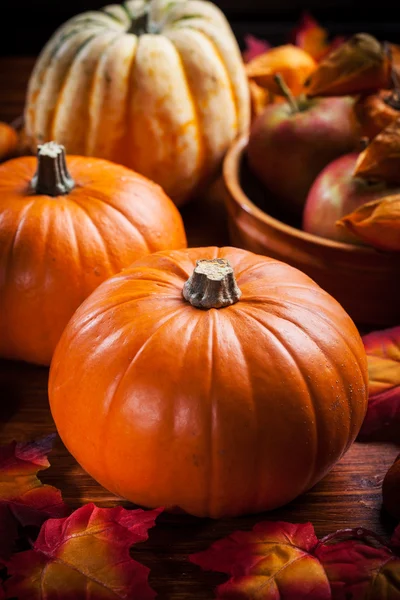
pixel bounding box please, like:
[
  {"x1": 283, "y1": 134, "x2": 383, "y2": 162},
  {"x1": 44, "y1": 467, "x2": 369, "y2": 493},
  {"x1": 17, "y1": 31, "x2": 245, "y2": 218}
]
[
  {"x1": 0, "y1": 142, "x2": 186, "y2": 366},
  {"x1": 49, "y1": 246, "x2": 368, "y2": 519}
]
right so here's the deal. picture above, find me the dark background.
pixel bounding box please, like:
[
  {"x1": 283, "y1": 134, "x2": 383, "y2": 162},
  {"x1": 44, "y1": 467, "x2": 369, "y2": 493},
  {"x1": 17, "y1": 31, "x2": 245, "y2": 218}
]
[{"x1": 1, "y1": 0, "x2": 400, "y2": 56}]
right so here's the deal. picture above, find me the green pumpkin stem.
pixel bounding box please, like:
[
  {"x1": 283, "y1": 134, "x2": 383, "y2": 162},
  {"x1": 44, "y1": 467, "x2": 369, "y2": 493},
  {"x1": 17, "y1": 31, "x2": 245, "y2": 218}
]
[
  {"x1": 31, "y1": 142, "x2": 75, "y2": 197},
  {"x1": 183, "y1": 258, "x2": 242, "y2": 309}
]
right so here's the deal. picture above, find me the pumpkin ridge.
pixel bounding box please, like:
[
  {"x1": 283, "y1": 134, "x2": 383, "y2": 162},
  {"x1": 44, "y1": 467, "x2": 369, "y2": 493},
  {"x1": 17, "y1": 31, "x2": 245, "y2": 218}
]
[
  {"x1": 236, "y1": 305, "x2": 321, "y2": 493},
  {"x1": 47, "y1": 32, "x2": 102, "y2": 144},
  {"x1": 267, "y1": 299, "x2": 368, "y2": 449},
  {"x1": 171, "y1": 42, "x2": 205, "y2": 188},
  {"x1": 117, "y1": 265, "x2": 187, "y2": 289},
  {"x1": 52, "y1": 31, "x2": 121, "y2": 153},
  {"x1": 72, "y1": 187, "x2": 154, "y2": 254},
  {"x1": 272, "y1": 297, "x2": 369, "y2": 397},
  {"x1": 99, "y1": 305, "x2": 189, "y2": 495},
  {"x1": 253, "y1": 303, "x2": 357, "y2": 464},
  {"x1": 190, "y1": 26, "x2": 238, "y2": 132},
  {"x1": 85, "y1": 32, "x2": 124, "y2": 155},
  {"x1": 60, "y1": 291, "x2": 180, "y2": 353},
  {"x1": 206, "y1": 310, "x2": 216, "y2": 517},
  {"x1": 221, "y1": 308, "x2": 261, "y2": 511},
  {"x1": 65, "y1": 196, "x2": 119, "y2": 273},
  {"x1": 129, "y1": 249, "x2": 209, "y2": 281},
  {"x1": 259, "y1": 300, "x2": 368, "y2": 458},
  {"x1": 0, "y1": 200, "x2": 36, "y2": 354}
]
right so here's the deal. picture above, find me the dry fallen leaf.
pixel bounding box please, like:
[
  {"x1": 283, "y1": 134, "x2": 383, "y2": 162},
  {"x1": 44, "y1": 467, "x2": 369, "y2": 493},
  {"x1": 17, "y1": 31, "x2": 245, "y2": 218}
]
[
  {"x1": 353, "y1": 117, "x2": 400, "y2": 183},
  {"x1": 0, "y1": 434, "x2": 69, "y2": 561},
  {"x1": 337, "y1": 194, "x2": 400, "y2": 251},
  {"x1": 354, "y1": 89, "x2": 400, "y2": 141},
  {"x1": 4, "y1": 503, "x2": 163, "y2": 600},
  {"x1": 305, "y1": 33, "x2": 390, "y2": 97},
  {"x1": 357, "y1": 326, "x2": 400, "y2": 442}
]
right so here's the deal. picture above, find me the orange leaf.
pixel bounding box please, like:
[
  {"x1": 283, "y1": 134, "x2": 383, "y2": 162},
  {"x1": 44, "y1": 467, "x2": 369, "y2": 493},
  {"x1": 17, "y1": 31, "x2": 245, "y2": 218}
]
[
  {"x1": 191, "y1": 521, "x2": 332, "y2": 599},
  {"x1": 305, "y1": 33, "x2": 390, "y2": 97},
  {"x1": 337, "y1": 194, "x2": 400, "y2": 251},
  {"x1": 358, "y1": 326, "x2": 400, "y2": 442},
  {"x1": 4, "y1": 503, "x2": 163, "y2": 599},
  {"x1": 245, "y1": 44, "x2": 317, "y2": 96},
  {"x1": 292, "y1": 12, "x2": 345, "y2": 62},
  {"x1": 353, "y1": 117, "x2": 400, "y2": 183},
  {"x1": 0, "y1": 434, "x2": 69, "y2": 561}
]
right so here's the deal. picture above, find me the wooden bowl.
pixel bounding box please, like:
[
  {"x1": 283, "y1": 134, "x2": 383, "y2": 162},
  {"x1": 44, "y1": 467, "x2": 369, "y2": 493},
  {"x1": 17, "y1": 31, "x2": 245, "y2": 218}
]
[{"x1": 222, "y1": 134, "x2": 400, "y2": 327}]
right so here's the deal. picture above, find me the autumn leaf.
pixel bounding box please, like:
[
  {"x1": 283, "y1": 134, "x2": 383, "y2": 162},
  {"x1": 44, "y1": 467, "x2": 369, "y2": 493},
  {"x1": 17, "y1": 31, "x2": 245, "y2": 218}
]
[
  {"x1": 243, "y1": 34, "x2": 271, "y2": 63},
  {"x1": 353, "y1": 117, "x2": 400, "y2": 184},
  {"x1": 190, "y1": 521, "x2": 331, "y2": 599},
  {"x1": 305, "y1": 33, "x2": 390, "y2": 97},
  {"x1": 4, "y1": 503, "x2": 163, "y2": 599},
  {"x1": 245, "y1": 44, "x2": 317, "y2": 96},
  {"x1": 0, "y1": 434, "x2": 69, "y2": 561},
  {"x1": 337, "y1": 194, "x2": 400, "y2": 251},
  {"x1": 357, "y1": 326, "x2": 400, "y2": 442},
  {"x1": 315, "y1": 527, "x2": 400, "y2": 599},
  {"x1": 291, "y1": 12, "x2": 345, "y2": 62}
]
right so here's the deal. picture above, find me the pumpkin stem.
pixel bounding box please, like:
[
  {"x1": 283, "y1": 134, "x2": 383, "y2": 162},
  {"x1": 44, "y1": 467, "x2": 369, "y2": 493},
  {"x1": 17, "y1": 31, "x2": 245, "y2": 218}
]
[
  {"x1": 31, "y1": 142, "x2": 75, "y2": 196},
  {"x1": 183, "y1": 258, "x2": 242, "y2": 309}
]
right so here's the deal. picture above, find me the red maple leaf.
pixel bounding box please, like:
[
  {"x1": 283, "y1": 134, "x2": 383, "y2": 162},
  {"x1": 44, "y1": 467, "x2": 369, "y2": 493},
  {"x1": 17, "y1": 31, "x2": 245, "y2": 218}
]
[
  {"x1": 242, "y1": 34, "x2": 271, "y2": 63},
  {"x1": 0, "y1": 434, "x2": 69, "y2": 561},
  {"x1": 358, "y1": 326, "x2": 400, "y2": 442},
  {"x1": 315, "y1": 527, "x2": 400, "y2": 599},
  {"x1": 4, "y1": 503, "x2": 163, "y2": 599},
  {"x1": 190, "y1": 521, "x2": 331, "y2": 599},
  {"x1": 290, "y1": 12, "x2": 345, "y2": 62}
]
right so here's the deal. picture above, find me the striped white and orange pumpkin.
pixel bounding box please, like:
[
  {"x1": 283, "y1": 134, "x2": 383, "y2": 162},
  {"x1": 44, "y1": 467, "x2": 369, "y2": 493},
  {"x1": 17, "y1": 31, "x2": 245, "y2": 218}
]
[{"x1": 24, "y1": 0, "x2": 250, "y2": 205}]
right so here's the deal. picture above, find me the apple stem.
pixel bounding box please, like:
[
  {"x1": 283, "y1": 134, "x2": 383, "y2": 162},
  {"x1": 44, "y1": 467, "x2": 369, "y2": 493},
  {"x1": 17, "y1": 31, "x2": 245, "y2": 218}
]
[{"x1": 273, "y1": 73, "x2": 299, "y2": 113}]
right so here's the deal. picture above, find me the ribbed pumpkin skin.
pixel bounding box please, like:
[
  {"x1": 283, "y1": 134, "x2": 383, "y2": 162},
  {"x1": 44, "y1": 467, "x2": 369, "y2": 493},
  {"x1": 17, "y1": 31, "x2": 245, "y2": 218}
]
[
  {"x1": 0, "y1": 156, "x2": 186, "y2": 366},
  {"x1": 24, "y1": 0, "x2": 250, "y2": 205},
  {"x1": 49, "y1": 247, "x2": 368, "y2": 518}
]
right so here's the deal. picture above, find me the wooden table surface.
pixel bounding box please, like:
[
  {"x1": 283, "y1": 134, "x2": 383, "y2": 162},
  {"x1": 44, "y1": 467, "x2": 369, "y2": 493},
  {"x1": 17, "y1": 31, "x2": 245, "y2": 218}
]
[{"x1": 1, "y1": 56, "x2": 399, "y2": 599}]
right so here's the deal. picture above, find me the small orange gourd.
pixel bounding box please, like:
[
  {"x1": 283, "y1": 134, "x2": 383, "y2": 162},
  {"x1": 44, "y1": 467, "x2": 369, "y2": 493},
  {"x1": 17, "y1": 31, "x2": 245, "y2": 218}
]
[
  {"x1": 0, "y1": 142, "x2": 186, "y2": 366},
  {"x1": 49, "y1": 247, "x2": 368, "y2": 518}
]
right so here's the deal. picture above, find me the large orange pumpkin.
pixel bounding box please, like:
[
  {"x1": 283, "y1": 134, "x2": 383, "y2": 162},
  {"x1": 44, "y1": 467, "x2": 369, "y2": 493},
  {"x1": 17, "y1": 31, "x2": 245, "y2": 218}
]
[
  {"x1": 49, "y1": 247, "x2": 368, "y2": 518},
  {"x1": 0, "y1": 142, "x2": 186, "y2": 366}
]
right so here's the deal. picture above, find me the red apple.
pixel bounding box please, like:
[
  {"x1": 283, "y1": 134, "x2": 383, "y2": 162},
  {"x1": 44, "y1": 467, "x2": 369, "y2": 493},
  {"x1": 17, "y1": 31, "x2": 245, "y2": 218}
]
[
  {"x1": 303, "y1": 152, "x2": 400, "y2": 244},
  {"x1": 247, "y1": 86, "x2": 359, "y2": 218}
]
